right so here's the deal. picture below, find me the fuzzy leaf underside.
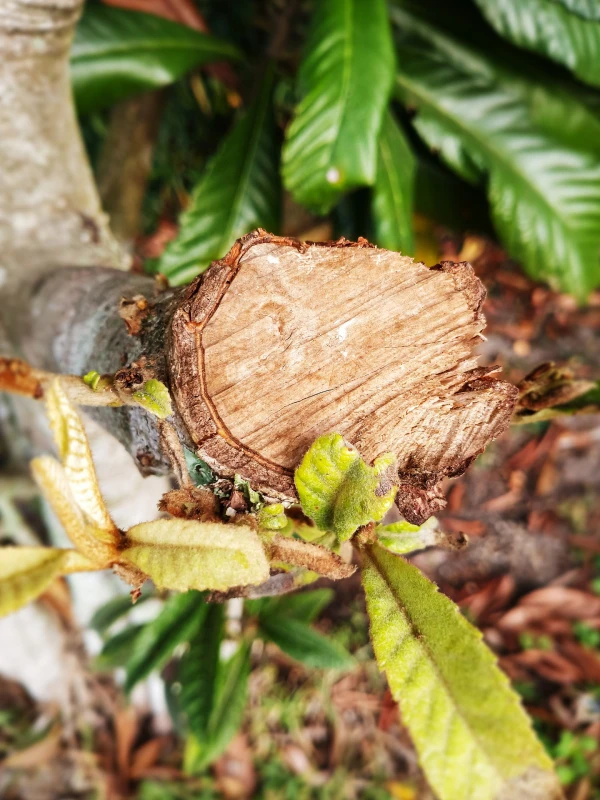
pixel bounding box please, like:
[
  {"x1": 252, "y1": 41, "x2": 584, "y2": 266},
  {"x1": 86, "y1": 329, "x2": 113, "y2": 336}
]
[
  {"x1": 361, "y1": 545, "x2": 560, "y2": 800},
  {"x1": 159, "y1": 66, "x2": 280, "y2": 285},
  {"x1": 282, "y1": 0, "x2": 395, "y2": 213},
  {"x1": 372, "y1": 111, "x2": 415, "y2": 254},
  {"x1": 392, "y1": 1, "x2": 600, "y2": 297},
  {"x1": 294, "y1": 433, "x2": 396, "y2": 542},
  {"x1": 121, "y1": 519, "x2": 269, "y2": 592},
  {"x1": 0, "y1": 547, "x2": 97, "y2": 618},
  {"x1": 45, "y1": 380, "x2": 116, "y2": 537},
  {"x1": 30, "y1": 457, "x2": 116, "y2": 566},
  {"x1": 71, "y1": 5, "x2": 241, "y2": 114},
  {"x1": 474, "y1": 0, "x2": 600, "y2": 87},
  {"x1": 124, "y1": 591, "x2": 207, "y2": 693}
]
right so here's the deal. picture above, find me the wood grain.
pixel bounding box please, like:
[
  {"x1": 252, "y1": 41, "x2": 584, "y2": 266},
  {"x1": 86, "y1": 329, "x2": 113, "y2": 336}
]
[{"x1": 169, "y1": 230, "x2": 517, "y2": 507}]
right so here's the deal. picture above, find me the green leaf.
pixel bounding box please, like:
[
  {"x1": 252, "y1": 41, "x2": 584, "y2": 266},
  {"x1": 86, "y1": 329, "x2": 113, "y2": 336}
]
[
  {"x1": 71, "y1": 6, "x2": 242, "y2": 114},
  {"x1": 185, "y1": 641, "x2": 251, "y2": 772},
  {"x1": 259, "y1": 615, "x2": 354, "y2": 670},
  {"x1": 179, "y1": 603, "x2": 224, "y2": 741},
  {"x1": 282, "y1": 0, "x2": 395, "y2": 213},
  {"x1": 90, "y1": 590, "x2": 151, "y2": 634},
  {"x1": 474, "y1": 0, "x2": 600, "y2": 87},
  {"x1": 552, "y1": 0, "x2": 600, "y2": 20},
  {"x1": 257, "y1": 503, "x2": 292, "y2": 533},
  {"x1": 124, "y1": 591, "x2": 207, "y2": 693},
  {"x1": 375, "y1": 517, "x2": 441, "y2": 555},
  {"x1": 132, "y1": 379, "x2": 173, "y2": 420},
  {"x1": 372, "y1": 111, "x2": 415, "y2": 254},
  {"x1": 391, "y1": 2, "x2": 600, "y2": 297},
  {"x1": 361, "y1": 545, "x2": 560, "y2": 800},
  {"x1": 294, "y1": 433, "x2": 397, "y2": 542},
  {"x1": 0, "y1": 547, "x2": 98, "y2": 618},
  {"x1": 159, "y1": 66, "x2": 280, "y2": 285},
  {"x1": 121, "y1": 519, "x2": 270, "y2": 593},
  {"x1": 95, "y1": 624, "x2": 146, "y2": 670},
  {"x1": 261, "y1": 588, "x2": 335, "y2": 623}
]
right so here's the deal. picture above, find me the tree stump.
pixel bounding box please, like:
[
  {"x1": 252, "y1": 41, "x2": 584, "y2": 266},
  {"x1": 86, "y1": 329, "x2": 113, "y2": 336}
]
[{"x1": 170, "y1": 230, "x2": 517, "y2": 519}]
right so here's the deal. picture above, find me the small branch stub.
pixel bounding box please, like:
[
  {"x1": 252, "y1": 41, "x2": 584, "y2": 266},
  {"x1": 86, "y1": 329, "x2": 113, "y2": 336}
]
[{"x1": 169, "y1": 230, "x2": 517, "y2": 518}]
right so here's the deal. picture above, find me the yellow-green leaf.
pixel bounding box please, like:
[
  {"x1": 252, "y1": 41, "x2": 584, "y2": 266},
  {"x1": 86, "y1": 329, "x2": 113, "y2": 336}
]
[
  {"x1": 132, "y1": 379, "x2": 173, "y2": 419},
  {"x1": 294, "y1": 433, "x2": 397, "y2": 542},
  {"x1": 121, "y1": 519, "x2": 269, "y2": 592},
  {"x1": 257, "y1": 503, "x2": 292, "y2": 534},
  {"x1": 31, "y1": 456, "x2": 116, "y2": 566},
  {"x1": 375, "y1": 518, "x2": 441, "y2": 555},
  {"x1": 362, "y1": 545, "x2": 561, "y2": 800},
  {"x1": 45, "y1": 380, "x2": 117, "y2": 537},
  {"x1": 0, "y1": 546, "x2": 99, "y2": 618}
]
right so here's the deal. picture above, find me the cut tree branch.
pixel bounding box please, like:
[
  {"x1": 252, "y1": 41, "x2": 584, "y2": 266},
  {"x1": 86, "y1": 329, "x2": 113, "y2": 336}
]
[{"x1": 14, "y1": 230, "x2": 517, "y2": 519}]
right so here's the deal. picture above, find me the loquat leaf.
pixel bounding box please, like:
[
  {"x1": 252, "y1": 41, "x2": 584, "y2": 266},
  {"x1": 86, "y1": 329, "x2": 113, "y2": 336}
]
[
  {"x1": 294, "y1": 433, "x2": 397, "y2": 542},
  {"x1": 257, "y1": 503, "x2": 292, "y2": 534},
  {"x1": 124, "y1": 591, "x2": 207, "y2": 692},
  {"x1": 0, "y1": 546, "x2": 99, "y2": 618},
  {"x1": 375, "y1": 517, "x2": 441, "y2": 555},
  {"x1": 31, "y1": 456, "x2": 117, "y2": 566},
  {"x1": 362, "y1": 544, "x2": 561, "y2": 800},
  {"x1": 132, "y1": 379, "x2": 173, "y2": 419},
  {"x1": 120, "y1": 519, "x2": 269, "y2": 592},
  {"x1": 45, "y1": 380, "x2": 117, "y2": 538}
]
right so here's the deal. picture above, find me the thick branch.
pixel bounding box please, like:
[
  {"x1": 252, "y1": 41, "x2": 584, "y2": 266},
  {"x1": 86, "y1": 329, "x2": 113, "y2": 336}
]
[{"x1": 20, "y1": 267, "x2": 180, "y2": 474}]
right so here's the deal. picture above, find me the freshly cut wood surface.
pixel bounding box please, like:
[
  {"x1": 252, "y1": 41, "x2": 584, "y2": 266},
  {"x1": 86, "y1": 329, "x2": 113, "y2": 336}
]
[{"x1": 169, "y1": 231, "x2": 517, "y2": 505}]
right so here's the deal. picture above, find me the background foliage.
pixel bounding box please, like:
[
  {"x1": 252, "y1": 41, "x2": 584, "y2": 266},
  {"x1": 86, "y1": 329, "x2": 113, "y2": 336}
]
[{"x1": 76, "y1": 0, "x2": 600, "y2": 297}]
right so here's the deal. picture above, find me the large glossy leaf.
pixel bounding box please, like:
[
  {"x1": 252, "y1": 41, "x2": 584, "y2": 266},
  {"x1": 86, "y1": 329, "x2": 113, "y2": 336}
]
[
  {"x1": 185, "y1": 641, "x2": 251, "y2": 772},
  {"x1": 95, "y1": 624, "x2": 146, "y2": 670},
  {"x1": 121, "y1": 519, "x2": 270, "y2": 592},
  {"x1": 371, "y1": 111, "x2": 415, "y2": 254},
  {"x1": 124, "y1": 591, "x2": 207, "y2": 693},
  {"x1": 259, "y1": 615, "x2": 354, "y2": 670},
  {"x1": 391, "y1": 2, "x2": 600, "y2": 297},
  {"x1": 159, "y1": 68, "x2": 280, "y2": 285},
  {"x1": 71, "y1": 5, "x2": 241, "y2": 114},
  {"x1": 179, "y1": 602, "x2": 224, "y2": 741},
  {"x1": 362, "y1": 545, "x2": 560, "y2": 800},
  {"x1": 474, "y1": 0, "x2": 600, "y2": 87},
  {"x1": 282, "y1": 0, "x2": 395, "y2": 213},
  {"x1": 90, "y1": 590, "x2": 151, "y2": 634},
  {"x1": 0, "y1": 547, "x2": 98, "y2": 618},
  {"x1": 259, "y1": 588, "x2": 335, "y2": 624},
  {"x1": 555, "y1": 0, "x2": 600, "y2": 20},
  {"x1": 295, "y1": 433, "x2": 396, "y2": 542}
]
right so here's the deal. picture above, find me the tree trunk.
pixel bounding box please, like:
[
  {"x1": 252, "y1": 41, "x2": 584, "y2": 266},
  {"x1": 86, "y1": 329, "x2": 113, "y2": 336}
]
[{"x1": 0, "y1": 0, "x2": 125, "y2": 335}]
